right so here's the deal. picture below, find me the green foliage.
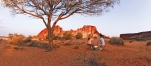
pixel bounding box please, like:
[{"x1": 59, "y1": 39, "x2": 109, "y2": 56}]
[
  {"x1": 109, "y1": 37, "x2": 124, "y2": 45},
  {"x1": 76, "y1": 32, "x2": 83, "y2": 39},
  {"x1": 63, "y1": 31, "x2": 73, "y2": 40}
]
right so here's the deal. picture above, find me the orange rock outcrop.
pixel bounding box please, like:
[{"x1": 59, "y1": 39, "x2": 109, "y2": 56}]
[
  {"x1": 37, "y1": 25, "x2": 100, "y2": 38},
  {"x1": 37, "y1": 25, "x2": 63, "y2": 38}
]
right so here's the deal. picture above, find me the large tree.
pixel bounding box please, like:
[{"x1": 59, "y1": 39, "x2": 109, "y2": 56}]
[{"x1": 1, "y1": 0, "x2": 119, "y2": 48}]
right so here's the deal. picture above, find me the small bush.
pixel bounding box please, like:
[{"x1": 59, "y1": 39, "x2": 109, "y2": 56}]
[
  {"x1": 109, "y1": 37, "x2": 124, "y2": 45},
  {"x1": 37, "y1": 43, "x2": 51, "y2": 49},
  {"x1": 53, "y1": 36, "x2": 62, "y2": 40},
  {"x1": 63, "y1": 31, "x2": 73, "y2": 40},
  {"x1": 28, "y1": 41, "x2": 39, "y2": 47},
  {"x1": 146, "y1": 42, "x2": 151, "y2": 46},
  {"x1": 11, "y1": 36, "x2": 24, "y2": 45},
  {"x1": 24, "y1": 36, "x2": 32, "y2": 43},
  {"x1": 28, "y1": 41, "x2": 59, "y2": 50},
  {"x1": 76, "y1": 32, "x2": 83, "y2": 39}
]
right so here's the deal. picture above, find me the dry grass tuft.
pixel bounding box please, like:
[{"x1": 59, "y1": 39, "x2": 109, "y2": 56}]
[{"x1": 109, "y1": 37, "x2": 124, "y2": 45}]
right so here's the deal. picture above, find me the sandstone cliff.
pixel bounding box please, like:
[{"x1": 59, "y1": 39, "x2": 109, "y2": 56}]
[
  {"x1": 37, "y1": 25, "x2": 100, "y2": 38},
  {"x1": 69, "y1": 25, "x2": 99, "y2": 38},
  {"x1": 120, "y1": 31, "x2": 151, "y2": 40},
  {"x1": 37, "y1": 25, "x2": 63, "y2": 38}
]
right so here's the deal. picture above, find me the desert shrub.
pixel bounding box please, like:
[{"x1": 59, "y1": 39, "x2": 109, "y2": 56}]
[
  {"x1": 8, "y1": 33, "x2": 13, "y2": 39},
  {"x1": 76, "y1": 32, "x2": 83, "y2": 39},
  {"x1": 109, "y1": 37, "x2": 124, "y2": 45},
  {"x1": 28, "y1": 41, "x2": 59, "y2": 50},
  {"x1": 24, "y1": 36, "x2": 32, "y2": 43},
  {"x1": 146, "y1": 42, "x2": 151, "y2": 46},
  {"x1": 88, "y1": 57, "x2": 99, "y2": 66},
  {"x1": 71, "y1": 52, "x2": 107, "y2": 66},
  {"x1": 37, "y1": 43, "x2": 51, "y2": 49},
  {"x1": 63, "y1": 31, "x2": 73, "y2": 40},
  {"x1": 11, "y1": 36, "x2": 24, "y2": 45},
  {"x1": 86, "y1": 53, "x2": 106, "y2": 66},
  {"x1": 28, "y1": 41, "x2": 39, "y2": 47},
  {"x1": 53, "y1": 36, "x2": 61, "y2": 40}
]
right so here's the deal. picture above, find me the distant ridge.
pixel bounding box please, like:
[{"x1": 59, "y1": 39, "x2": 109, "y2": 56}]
[{"x1": 120, "y1": 31, "x2": 151, "y2": 40}]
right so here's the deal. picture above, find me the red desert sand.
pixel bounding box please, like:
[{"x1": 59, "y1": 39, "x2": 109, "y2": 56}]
[{"x1": 0, "y1": 39, "x2": 151, "y2": 66}]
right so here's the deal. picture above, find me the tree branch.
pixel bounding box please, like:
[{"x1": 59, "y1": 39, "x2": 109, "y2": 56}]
[{"x1": 61, "y1": 10, "x2": 77, "y2": 20}]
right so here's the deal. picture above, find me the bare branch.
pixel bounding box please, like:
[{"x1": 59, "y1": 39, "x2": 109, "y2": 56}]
[{"x1": 1, "y1": 0, "x2": 120, "y2": 44}]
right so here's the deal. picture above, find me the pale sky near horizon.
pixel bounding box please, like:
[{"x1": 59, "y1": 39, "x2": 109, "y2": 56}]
[{"x1": 0, "y1": 0, "x2": 151, "y2": 37}]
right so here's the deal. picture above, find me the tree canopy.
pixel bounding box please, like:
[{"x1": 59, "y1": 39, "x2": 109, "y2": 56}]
[
  {"x1": 1, "y1": 0, "x2": 120, "y2": 48},
  {"x1": 1, "y1": 0, "x2": 119, "y2": 26}
]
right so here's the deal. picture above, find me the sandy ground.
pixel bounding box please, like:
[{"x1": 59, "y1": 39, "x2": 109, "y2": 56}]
[{"x1": 0, "y1": 39, "x2": 151, "y2": 66}]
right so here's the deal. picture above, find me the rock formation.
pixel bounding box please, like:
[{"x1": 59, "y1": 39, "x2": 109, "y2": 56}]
[
  {"x1": 37, "y1": 25, "x2": 63, "y2": 38},
  {"x1": 69, "y1": 25, "x2": 99, "y2": 38},
  {"x1": 120, "y1": 31, "x2": 151, "y2": 40},
  {"x1": 37, "y1": 25, "x2": 100, "y2": 38}
]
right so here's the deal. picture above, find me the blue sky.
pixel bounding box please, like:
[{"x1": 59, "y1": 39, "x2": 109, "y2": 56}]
[{"x1": 0, "y1": 0, "x2": 151, "y2": 37}]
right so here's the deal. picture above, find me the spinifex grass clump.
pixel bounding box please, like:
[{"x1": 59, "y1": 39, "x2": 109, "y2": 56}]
[{"x1": 109, "y1": 37, "x2": 124, "y2": 45}]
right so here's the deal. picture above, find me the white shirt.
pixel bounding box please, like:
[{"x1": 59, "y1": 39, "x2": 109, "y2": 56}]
[{"x1": 100, "y1": 37, "x2": 105, "y2": 45}]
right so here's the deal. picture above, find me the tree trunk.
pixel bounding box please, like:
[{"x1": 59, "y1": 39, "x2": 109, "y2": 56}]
[
  {"x1": 47, "y1": 26, "x2": 51, "y2": 44},
  {"x1": 47, "y1": 27, "x2": 54, "y2": 50},
  {"x1": 47, "y1": 22, "x2": 54, "y2": 50}
]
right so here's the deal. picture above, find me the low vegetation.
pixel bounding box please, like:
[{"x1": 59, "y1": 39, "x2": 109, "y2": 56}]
[
  {"x1": 109, "y1": 37, "x2": 124, "y2": 45},
  {"x1": 63, "y1": 31, "x2": 73, "y2": 40},
  {"x1": 73, "y1": 52, "x2": 107, "y2": 66},
  {"x1": 63, "y1": 40, "x2": 74, "y2": 46},
  {"x1": 10, "y1": 36, "x2": 24, "y2": 45},
  {"x1": 146, "y1": 42, "x2": 151, "y2": 46},
  {"x1": 8, "y1": 33, "x2": 59, "y2": 50},
  {"x1": 53, "y1": 36, "x2": 61, "y2": 40},
  {"x1": 76, "y1": 32, "x2": 83, "y2": 39}
]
